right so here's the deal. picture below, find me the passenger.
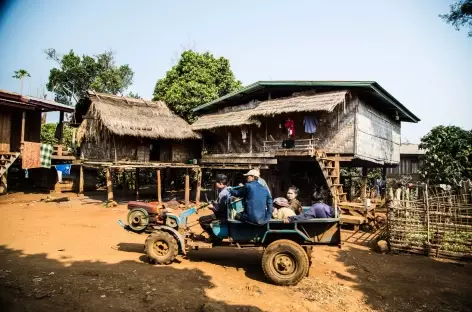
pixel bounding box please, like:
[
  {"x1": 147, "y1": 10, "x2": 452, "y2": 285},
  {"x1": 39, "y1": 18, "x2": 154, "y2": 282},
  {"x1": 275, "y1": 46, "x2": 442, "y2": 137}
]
[
  {"x1": 198, "y1": 174, "x2": 230, "y2": 239},
  {"x1": 286, "y1": 186, "x2": 303, "y2": 215},
  {"x1": 272, "y1": 197, "x2": 296, "y2": 220},
  {"x1": 284, "y1": 189, "x2": 335, "y2": 223},
  {"x1": 240, "y1": 168, "x2": 271, "y2": 196},
  {"x1": 231, "y1": 169, "x2": 273, "y2": 225}
]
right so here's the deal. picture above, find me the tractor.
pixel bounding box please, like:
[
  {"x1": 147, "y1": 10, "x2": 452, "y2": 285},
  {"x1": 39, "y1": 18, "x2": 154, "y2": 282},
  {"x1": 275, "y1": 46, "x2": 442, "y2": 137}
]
[{"x1": 119, "y1": 189, "x2": 341, "y2": 286}]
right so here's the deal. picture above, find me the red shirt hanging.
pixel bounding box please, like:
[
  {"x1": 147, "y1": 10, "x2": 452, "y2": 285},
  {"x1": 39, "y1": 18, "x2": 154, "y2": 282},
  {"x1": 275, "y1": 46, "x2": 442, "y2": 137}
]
[{"x1": 284, "y1": 118, "x2": 295, "y2": 138}]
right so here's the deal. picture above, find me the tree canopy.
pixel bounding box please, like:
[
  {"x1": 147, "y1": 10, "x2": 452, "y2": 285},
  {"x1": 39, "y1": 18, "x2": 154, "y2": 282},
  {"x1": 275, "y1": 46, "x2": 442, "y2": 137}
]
[
  {"x1": 45, "y1": 49, "x2": 134, "y2": 106},
  {"x1": 419, "y1": 125, "x2": 472, "y2": 186},
  {"x1": 12, "y1": 69, "x2": 30, "y2": 79},
  {"x1": 440, "y1": 0, "x2": 472, "y2": 37},
  {"x1": 40, "y1": 123, "x2": 75, "y2": 151},
  {"x1": 153, "y1": 50, "x2": 242, "y2": 122}
]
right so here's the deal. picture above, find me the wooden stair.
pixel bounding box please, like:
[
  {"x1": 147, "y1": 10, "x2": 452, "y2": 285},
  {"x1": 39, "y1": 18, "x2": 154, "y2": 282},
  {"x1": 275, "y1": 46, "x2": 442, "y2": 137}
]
[
  {"x1": 314, "y1": 150, "x2": 347, "y2": 204},
  {"x1": 0, "y1": 152, "x2": 20, "y2": 178}
]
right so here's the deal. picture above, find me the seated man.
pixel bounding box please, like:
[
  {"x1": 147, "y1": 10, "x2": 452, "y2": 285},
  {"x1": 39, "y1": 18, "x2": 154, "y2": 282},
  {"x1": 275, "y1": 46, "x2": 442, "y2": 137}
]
[
  {"x1": 230, "y1": 169, "x2": 273, "y2": 225},
  {"x1": 198, "y1": 174, "x2": 230, "y2": 239},
  {"x1": 284, "y1": 189, "x2": 335, "y2": 223}
]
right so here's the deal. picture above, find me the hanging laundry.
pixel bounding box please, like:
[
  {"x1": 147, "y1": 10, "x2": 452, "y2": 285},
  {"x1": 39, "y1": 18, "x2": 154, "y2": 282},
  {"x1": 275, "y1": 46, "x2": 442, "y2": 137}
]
[
  {"x1": 40, "y1": 143, "x2": 53, "y2": 168},
  {"x1": 241, "y1": 129, "x2": 248, "y2": 143},
  {"x1": 303, "y1": 116, "x2": 318, "y2": 134},
  {"x1": 56, "y1": 164, "x2": 72, "y2": 176},
  {"x1": 284, "y1": 118, "x2": 295, "y2": 138}
]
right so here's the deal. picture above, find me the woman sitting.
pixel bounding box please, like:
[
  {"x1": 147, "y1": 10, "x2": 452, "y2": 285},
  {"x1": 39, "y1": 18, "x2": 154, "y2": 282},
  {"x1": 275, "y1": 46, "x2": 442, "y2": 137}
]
[
  {"x1": 272, "y1": 197, "x2": 296, "y2": 220},
  {"x1": 286, "y1": 186, "x2": 303, "y2": 215}
]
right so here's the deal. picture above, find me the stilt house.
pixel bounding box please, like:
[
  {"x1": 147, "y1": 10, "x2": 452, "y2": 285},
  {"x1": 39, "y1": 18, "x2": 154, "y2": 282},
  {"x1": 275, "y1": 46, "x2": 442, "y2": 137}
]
[{"x1": 191, "y1": 81, "x2": 420, "y2": 205}]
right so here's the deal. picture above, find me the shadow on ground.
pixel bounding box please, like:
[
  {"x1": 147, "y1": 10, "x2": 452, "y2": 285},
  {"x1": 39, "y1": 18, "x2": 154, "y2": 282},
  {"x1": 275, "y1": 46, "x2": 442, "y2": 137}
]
[
  {"x1": 0, "y1": 245, "x2": 263, "y2": 312},
  {"x1": 117, "y1": 242, "x2": 267, "y2": 284},
  {"x1": 335, "y1": 244, "x2": 472, "y2": 312}
]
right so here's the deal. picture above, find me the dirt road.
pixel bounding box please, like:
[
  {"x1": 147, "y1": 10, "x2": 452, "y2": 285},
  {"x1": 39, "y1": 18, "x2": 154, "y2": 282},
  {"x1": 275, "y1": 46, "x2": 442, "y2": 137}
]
[{"x1": 1, "y1": 193, "x2": 471, "y2": 312}]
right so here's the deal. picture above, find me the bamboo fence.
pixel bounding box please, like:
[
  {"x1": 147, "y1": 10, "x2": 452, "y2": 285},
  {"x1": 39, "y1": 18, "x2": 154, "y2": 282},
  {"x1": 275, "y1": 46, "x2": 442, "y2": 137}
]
[{"x1": 387, "y1": 183, "x2": 472, "y2": 260}]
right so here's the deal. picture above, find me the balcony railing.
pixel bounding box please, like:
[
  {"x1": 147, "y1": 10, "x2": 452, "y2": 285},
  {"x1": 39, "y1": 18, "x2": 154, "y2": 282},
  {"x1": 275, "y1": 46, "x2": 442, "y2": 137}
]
[{"x1": 263, "y1": 138, "x2": 318, "y2": 153}]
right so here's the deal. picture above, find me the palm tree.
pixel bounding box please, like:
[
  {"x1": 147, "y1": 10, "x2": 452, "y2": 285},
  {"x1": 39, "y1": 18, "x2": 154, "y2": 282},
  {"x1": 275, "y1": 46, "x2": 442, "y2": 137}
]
[{"x1": 12, "y1": 69, "x2": 31, "y2": 95}]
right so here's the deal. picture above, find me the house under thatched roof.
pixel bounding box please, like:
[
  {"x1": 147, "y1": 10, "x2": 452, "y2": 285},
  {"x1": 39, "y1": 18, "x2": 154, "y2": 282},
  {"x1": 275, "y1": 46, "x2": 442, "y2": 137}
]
[
  {"x1": 77, "y1": 91, "x2": 199, "y2": 142},
  {"x1": 191, "y1": 90, "x2": 349, "y2": 131}
]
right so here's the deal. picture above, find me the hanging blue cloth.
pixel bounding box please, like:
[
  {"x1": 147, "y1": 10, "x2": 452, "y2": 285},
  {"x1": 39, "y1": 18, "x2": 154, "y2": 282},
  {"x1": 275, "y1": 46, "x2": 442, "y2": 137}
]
[
  {"x1": 303, "y1": 116, "x2": 318, "y2": 134},
  {"x1": 55, "y1": 164, "x2": 72, "y2": 176}
]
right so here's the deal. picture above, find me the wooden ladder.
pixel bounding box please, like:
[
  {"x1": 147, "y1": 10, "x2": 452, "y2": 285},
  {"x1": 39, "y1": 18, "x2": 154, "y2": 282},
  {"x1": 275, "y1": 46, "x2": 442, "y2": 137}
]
[
  {"x1": 314, "y1": 150, "x2": 347, "y2": 204},
  {"x1": 0, "y1": 152, "x2": 20, "y2": 178}
]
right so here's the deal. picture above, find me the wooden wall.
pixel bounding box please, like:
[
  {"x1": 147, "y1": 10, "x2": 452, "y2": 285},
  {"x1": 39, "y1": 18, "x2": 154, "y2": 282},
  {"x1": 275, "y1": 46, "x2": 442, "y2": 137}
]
[{"x1": 0, "y1": 111, "x2": 11, "y2": 152}]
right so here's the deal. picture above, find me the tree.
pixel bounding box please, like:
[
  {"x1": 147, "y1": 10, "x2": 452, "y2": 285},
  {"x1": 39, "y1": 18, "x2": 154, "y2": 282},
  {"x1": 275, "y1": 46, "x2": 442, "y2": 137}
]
[
  {"x1": 40, "y1": 123, "x2": 75, "y2": 151},
  {"x1": 12, "y1": 69, "x2": 31, "y2": 94},
  {"x1": 127, "y1": 92, "x2": 142, "y2": 99},
  {"x1": 419, "y1": 125, "x2": 472, "y2": 186},
  {"x1": 45, "y1": 49, "x2": 134, "y2": 106},
  {"x1": 440, "y1": 0, "x2": 472, "y2": 37},
  {"x1": 153, "y1": 50, "x2": 242, "y2": 122}
]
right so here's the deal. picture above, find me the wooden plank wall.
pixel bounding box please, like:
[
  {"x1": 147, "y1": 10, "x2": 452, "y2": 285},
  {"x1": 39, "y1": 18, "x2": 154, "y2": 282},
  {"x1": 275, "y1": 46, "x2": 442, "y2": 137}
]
[{"x1": 0, "y1": 111, "x2": 11, "y2": 152}]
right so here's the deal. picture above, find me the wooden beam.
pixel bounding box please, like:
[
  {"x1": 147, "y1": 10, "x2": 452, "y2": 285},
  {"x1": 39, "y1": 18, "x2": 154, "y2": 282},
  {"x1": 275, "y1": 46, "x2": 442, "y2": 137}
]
[
  {"x1": 195, "y1": 168, "x2": 202, "y2": 204},
  {"x1": 249, "y1": 129, "x2": 253, "y2": 154},
  {"x1": 106, "y1": 167, "x2": 113, "y2": 202},
  {"x1": 20, "y1": 111, "x2": 26, "y2": 152},
  {"x1": 78, "y1": 165, "x2": 84, "y2": 194},
  {"x1": 157, "y1": 169, "x2": 162, "y2": 203},
  {"x1": 334, "y1": 154, "x2": 340, "y2": 185},
  {"x1": 184, "y1": 173, "x2": 190, "y2": 205},
  {"x1": 135, "y1": 168, "x2": 140, "y2": 200}
]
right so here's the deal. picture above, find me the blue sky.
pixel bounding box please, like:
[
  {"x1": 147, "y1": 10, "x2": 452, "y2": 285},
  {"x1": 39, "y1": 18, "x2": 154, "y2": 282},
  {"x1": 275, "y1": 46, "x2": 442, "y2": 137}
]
[{"x1": 0, "y1": 0, "x2": 471, "y2": 143}]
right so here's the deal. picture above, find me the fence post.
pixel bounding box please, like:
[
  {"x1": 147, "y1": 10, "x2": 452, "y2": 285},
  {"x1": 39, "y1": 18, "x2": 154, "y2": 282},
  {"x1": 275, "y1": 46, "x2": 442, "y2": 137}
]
[{"x1": 424, "y1": 184, "x2": 430, "y2": 245}]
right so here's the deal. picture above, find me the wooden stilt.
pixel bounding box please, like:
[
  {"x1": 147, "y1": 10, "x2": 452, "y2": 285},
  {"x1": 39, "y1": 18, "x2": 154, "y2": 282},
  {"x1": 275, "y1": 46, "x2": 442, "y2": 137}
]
[
  {"x1": 79, "y1": 165, "x2": 84, "y2": 194},
  {"x1": 0, "y1": 171, "x2": 7, "y2": 194},
  {"x1": 106, "y1": 167, "x2": 113, "y2": 202},
  {"x1": 184, "y1": 173, "x2": 190, "y2": 205},
  {"x1": 135, "y1": 168, "x2": 140, "y2": 200},
  {"x1": 195, "y1": 168, "x2": 202, "y2": 204},
  {"x1": 157, "y1": 169, "x2": 162, "y2": 203},
  {"x1": 360, "y1": 167, "x2": 368, "y2": 199}
]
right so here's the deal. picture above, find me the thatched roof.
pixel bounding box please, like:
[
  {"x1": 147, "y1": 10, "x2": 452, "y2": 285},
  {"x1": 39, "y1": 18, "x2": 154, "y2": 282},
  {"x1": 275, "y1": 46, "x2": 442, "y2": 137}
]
[
  {"x1": 191, "y1": 90, "x2": 348, "y2": 131},
  {"x1": 77, "y1": 91, "x2": 199, "y2": 142}
]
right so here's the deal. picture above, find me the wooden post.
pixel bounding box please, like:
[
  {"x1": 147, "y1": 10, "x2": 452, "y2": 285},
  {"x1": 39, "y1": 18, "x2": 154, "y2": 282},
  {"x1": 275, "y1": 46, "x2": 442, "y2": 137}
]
[
  {"x1": 20, "y1": 111, "x2": 26, "y2": 152},
  {"x1": 360, "y1": 167, "x2": 368, "y2": 199},
  {"x1": 78, "y1": 165, "x2": 84, "y2": 194},
  {"x1": 135, "y1": 168, "x2": 140, "y2": 200},
  {"x1": 106, "y1": 167, "x2": 113, "y2": 202},
  {"x1": 157, "y1": 169, "x2": 162, "y2": 203},
  {"x1": 184, "y1": 173, "x2": 190, "y2": 205},
  {"x1": 57, "y1": 111, "x2": 64, "y2": 156},
  {"x1": 249, "y1": 129, "x2": 253, "y2": 154},
  {"x1": 0, "y1": 170, "x2": 7, "y2": 195},
  {"x1": 195, "y1": 168, "x2": 202, "y2": 204}
]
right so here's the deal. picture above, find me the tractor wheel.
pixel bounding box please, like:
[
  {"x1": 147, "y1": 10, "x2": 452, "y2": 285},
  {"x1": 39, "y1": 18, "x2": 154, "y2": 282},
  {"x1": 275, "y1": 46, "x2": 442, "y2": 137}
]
[
  {"x1": 144, "y1": 231, "x2": 179, "y2": 265},
  {"x1": 262, "y1": 239, "x2": 309, "y2": 286}
]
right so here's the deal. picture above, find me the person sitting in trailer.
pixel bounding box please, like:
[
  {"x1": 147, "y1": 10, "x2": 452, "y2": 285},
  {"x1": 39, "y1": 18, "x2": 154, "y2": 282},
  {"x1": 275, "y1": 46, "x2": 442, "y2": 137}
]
[
  {"x1": 231, "y1": 169, "x2": 273, "y2": 225},
  {"x1": 272, "y1": 197, "x2": 296, "y2": 220},
  {"x1": 198, "y1": 174, "x2": 230, "y2": 241},
  {"x1": 286, "y1": 186, "x2": 303, "y2": 215},
  {"x1": 284, "y1": 188, "x2": 334, "y2": 223}
]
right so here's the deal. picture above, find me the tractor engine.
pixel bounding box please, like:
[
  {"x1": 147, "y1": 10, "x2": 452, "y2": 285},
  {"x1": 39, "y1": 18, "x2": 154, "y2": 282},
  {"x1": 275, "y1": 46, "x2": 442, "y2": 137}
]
[{"x1": 126, "y1": 201, "x2": 162, "y2": 232}]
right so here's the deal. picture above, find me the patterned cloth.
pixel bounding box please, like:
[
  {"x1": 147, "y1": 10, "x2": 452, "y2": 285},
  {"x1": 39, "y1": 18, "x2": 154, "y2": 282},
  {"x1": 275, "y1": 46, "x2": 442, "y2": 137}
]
[
  {"x1": 40, "y1": 144, "x2": 53, "y2": 168},
  {"x1": 22, "y1": 142, "x2": 41, "y2": 169}
]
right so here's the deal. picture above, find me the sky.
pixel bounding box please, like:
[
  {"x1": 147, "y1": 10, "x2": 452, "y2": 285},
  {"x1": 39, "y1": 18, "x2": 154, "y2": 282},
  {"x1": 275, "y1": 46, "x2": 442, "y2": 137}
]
[{"x1": 0, "y1": 0, "x2": 471, "y2": 143}]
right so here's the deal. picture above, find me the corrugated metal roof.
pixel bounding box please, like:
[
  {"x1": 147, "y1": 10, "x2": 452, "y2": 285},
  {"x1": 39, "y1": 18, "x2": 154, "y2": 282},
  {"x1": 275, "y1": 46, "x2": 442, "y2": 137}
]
[
  {"x1": 0, "y1": 89, "x2": 74, "y2": 112},
  {"x1": 192, "y1": 80, "x2": 420, "y2": 123},
  {"x1": 400, "y1": 144, "x2": 424, "y2": 155}
]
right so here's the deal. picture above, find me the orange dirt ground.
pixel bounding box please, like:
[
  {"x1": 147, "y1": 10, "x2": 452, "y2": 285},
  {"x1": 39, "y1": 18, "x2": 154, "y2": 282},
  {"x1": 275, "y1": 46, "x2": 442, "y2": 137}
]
[{"x1": 0, "y1": 192, "x2": 471, "y2": 312}]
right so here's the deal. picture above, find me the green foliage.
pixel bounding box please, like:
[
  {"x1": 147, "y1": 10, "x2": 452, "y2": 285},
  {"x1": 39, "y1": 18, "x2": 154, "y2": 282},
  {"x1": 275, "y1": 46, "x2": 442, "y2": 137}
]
[
  {"x1": 153, "y1": 50, "x2": 242, "y2": 122},
  {"x1": 40, "y1": 123, "x2": 75, "y2": 151},
  {"x1": 45, "y1": 49, "x2": 134, "y2": 105},
  {"x1": 127, "y1": 92, "x2": 142, "y2": 99},
  {"x1": 419, "y1": 125, "x2": 472, "y2": 186},
  {"x1": 12, "y1": 69, "x2": 31, "y2": 79},
  {"x1": 440, "y1": 0, "x2": 472, "y2": 37}
]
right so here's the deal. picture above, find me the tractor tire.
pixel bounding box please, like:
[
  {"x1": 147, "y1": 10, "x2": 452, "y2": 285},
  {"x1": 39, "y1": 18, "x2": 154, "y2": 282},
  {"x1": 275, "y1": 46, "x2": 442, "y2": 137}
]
[
  {"x1": 262, "y1": 239, "x2": 309, "y2": 286},
  {"x1": 144, "y1": 231, "x2": 179, "y2": 265}
]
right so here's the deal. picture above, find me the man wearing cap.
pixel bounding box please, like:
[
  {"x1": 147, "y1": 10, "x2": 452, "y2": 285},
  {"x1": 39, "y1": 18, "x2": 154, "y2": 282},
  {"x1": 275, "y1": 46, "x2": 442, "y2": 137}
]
[
  {"x1": 230, "y1": 169, "x2": 273, "y2": 225},
  {"x1": 198, "y1": 174, "x2": 230, "y2": 240}
]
